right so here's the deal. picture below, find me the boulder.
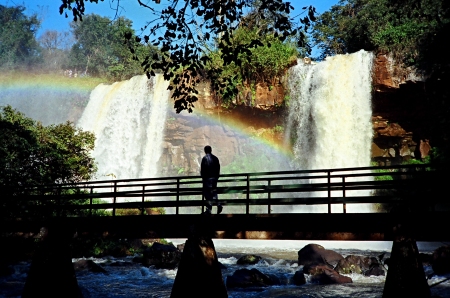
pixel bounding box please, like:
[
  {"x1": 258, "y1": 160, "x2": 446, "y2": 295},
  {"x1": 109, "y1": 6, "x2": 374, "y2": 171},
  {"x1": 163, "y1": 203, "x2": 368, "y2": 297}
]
[
  {"x1": 237, "y1": 255, "x2": 262, "y2": 265},
  {"x1": 335, "y1": 255, "x2": 385, "y2": 276},
  {"x1": 303, "y1": 264, "x2": 352, "y2": 284},
  {"x1": 364, "y1": 265, "x2": 385, "y2": 277},
  {"x1": 432, "y1": 245, "x2": 450, "y2": 275},
  {"x1": 0, "y1": 261, "x2": 13, "y2": 277},
  {"x1": 334, "y1": 257, "x2": 362, "y2": 274},
  {"x1": 73, "y1": 260, "x2": 107, "y2": 274},
  {"x1": 142, "y1": 242, "x2": 182, "y2": 269},
  {"x1": 298, "y1": 244, "x2": 344, "y2": 268},
  {"x1": 292, "y1": 270, "x2": 306, "y2": 285},
  {"x1": 226, "y1": 268, "x2": 279, "y2": 288}
]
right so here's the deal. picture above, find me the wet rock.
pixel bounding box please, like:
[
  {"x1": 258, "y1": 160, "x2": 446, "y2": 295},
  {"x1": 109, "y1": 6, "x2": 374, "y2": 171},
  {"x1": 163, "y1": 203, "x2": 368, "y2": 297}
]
[
  {"x1": 177, "y1": 243, "x2": 185, "y2": 252},
  {"x1": 419, "y1": 253, "x2": 433, "y2": 266},
  {"x1": 298, "y1": 244, "x2": 344, "y2": 268},
  {"x1": 293, "y1": 270, "x2": 306, "y2": 285},
  {"x1": 335, "y1": 257, "x2": 362, "y2": 274},
  {"x1": 107, "y1": 261, "x2": 134, "y2": 267},
  {"x1": 226, "y1": 268, "x2": 279, "y2": 288},
  {"x1": 364, "y1": 264, "x2": 385, "y2": 277},
  {"x1": 142, "y1": 242, "x2": 182, "y2": 269},
  {"x1": 335, "y1": 255, "x2": 384, "y2": 276},
  {"x1": 237, "y1": 255, "x2": 262, "y2": 265},
  {"x1": 73, "y1": 260, "x2": 107, "y2": 274},
  {"x1": 0, "y1": 261, "x2": 13, "y2": 277},
  {"x1": 303, "y1": 264, "x2": 353, "y2": 285},
  {"x1": 432, "y1": 245, "x2": 450, "y2": 275}
]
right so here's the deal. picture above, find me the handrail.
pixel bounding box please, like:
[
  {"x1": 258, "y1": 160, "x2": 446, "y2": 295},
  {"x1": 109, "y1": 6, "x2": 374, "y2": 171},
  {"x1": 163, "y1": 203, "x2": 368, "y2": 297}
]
[{"x1": 1, "y1": 164, "x2": 436, "y2": 218}]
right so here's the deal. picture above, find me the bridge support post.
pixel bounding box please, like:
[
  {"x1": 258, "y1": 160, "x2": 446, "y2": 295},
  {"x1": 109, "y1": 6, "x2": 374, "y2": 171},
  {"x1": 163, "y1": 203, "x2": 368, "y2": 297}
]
[
  {"x1": 22, "y1": 225, "x2": 82, "y2": 298},
  {"x1": 171, "y1": 219, "x2": 227, "y2": 298},
  {"x1": 382, "y1": 223, "x2": 430, "y2": 298}
]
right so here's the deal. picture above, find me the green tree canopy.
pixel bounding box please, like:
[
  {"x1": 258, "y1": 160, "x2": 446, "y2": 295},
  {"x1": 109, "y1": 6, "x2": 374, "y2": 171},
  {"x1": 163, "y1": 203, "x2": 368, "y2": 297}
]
[
  {"x1": 0, "y1": 5, "x2": 41, "y2": 69},
  {"x1": 59, "y1": 0, "x2": 316, "y2": 113},
  {"x1": 312, "y1": 0, "x2": 450, "y2": 70},
  {"x1": 0, "y1": 105, "x2": 97, "y2": 190},
  {"x1": 68, "y1": 14, "x2": 159, "y2": 80}
]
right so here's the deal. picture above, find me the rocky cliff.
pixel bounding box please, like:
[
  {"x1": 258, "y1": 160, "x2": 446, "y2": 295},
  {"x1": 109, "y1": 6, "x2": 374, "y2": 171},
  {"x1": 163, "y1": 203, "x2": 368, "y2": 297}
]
[
  {"x1": 372, "y1": 53, "x2": 431, "y2": 164},
  {"x1": 159, "y1": 53, "x2": 430, "y2": 176}
]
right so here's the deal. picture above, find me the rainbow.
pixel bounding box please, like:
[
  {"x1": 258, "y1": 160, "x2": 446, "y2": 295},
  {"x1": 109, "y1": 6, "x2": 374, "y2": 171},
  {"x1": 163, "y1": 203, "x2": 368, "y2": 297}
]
[{"x1": 191, "y1": 107, "x2": 294, "y2": 159}]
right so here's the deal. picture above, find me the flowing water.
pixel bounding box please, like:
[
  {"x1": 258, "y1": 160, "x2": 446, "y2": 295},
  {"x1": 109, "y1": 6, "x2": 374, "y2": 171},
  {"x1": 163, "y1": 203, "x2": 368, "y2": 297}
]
[
  {"x1": 2, "y1": 51, "x2": 449, "y2": 297},
  {"x1": 285, "y1": 51, "x2": 374, "y2": 213},
  {"x1": 77, "y1": 75, "x2": 169, "y2": 180},
  {"x1": 1, "y1": 240, "x2": 449, "y2": 297}
]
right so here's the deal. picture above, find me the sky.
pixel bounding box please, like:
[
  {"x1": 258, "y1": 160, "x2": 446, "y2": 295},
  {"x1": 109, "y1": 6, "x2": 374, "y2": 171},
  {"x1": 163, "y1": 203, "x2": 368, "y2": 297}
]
[
  {"x1": 1, "y1": 0, "x2": 338, "y2": 35},
  {"x1": 1, "y1": 0, "x2": 338, "y2": 57}
]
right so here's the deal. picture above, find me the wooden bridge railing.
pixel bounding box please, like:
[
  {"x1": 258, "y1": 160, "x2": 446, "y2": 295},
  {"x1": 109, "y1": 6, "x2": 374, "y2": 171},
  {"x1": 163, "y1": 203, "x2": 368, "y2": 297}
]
[{"x1": 1, "y1": 164, "x2": 438, "y2": 218}]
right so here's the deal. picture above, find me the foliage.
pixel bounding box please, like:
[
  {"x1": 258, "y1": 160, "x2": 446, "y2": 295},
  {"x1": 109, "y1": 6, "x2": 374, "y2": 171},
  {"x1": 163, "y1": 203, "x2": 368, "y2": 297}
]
[
  {"x1": 205, "y1": 27, "x2": 298, "y2": 104},
  {"x1": 370, "y1": 162, "x2": 393, "y2": 181},
  {"x1": 0, "y1": 106, "x2": 97, "y2": 217},
  {"x1": 39, "y1": 30, "x2": 72, "y2": 72},
  {"x1": 0, "y1": 5, "x2": 41, "y2": 70},
  {"x1": 312, "y1": 0, "x2": 450, "y2": 69},
  {"x1": 59, "y1": 0, "x2": 316, "y2": 113},
  {"x1": 114, "y1": 208, "x2": 142, "y2": 216},
  {"x1": 71, "y1": 238, "x2": 142, "y2": 258},
  {"x1": 146, "y1": 207, "x2": 166, "y2": 215},
  {"x1": 68, "y1": 14, "x2": 160, "y2": 81}
]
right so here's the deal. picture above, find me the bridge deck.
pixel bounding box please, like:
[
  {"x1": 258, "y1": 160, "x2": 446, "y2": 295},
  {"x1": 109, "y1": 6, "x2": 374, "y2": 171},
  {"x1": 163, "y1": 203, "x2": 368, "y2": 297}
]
[{"x1": 3, "y1": 212, "x2": 449, "y2": 241}]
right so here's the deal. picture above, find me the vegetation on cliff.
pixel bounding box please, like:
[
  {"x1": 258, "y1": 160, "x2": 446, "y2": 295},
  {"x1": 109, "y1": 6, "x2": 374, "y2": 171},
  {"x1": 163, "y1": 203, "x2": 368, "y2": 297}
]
[{"x1": 205, "y1": 27, "x2": 298, "y2": 105}]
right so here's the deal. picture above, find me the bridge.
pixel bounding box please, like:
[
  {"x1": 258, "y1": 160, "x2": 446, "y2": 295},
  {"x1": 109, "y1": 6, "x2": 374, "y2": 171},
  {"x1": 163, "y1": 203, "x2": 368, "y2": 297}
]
[{"x1": 1, "y1": 164, "x2": 448, "y2": 241}]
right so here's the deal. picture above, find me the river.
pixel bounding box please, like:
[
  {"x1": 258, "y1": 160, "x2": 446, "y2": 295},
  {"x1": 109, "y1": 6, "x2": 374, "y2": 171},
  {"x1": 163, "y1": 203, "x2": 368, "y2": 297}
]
[{"x1": 1, "y1": 240, "x2": 449, "y2": 297}]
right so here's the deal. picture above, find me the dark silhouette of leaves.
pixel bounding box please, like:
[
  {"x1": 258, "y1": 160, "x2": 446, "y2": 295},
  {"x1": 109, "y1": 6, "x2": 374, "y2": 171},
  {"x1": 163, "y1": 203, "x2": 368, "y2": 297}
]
[{"x1": 59, "y1": 0, "x2": 315, "y2": 113}]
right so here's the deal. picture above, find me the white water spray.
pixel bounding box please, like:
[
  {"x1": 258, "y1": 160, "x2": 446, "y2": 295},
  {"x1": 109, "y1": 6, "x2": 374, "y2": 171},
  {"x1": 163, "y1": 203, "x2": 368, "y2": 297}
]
[
  {"x1": 78, "y1": 74, "x2": 169, "y2": 180},
  {"x1": 286, "y1": 50, "x2": 374, "y2": 212}
]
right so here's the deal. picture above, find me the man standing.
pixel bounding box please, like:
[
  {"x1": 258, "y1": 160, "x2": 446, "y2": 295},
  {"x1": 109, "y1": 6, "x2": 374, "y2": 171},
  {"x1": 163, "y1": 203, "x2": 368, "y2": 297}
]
[{"x1": 201, "y1": 145, "x2": 222, "y2": 214}]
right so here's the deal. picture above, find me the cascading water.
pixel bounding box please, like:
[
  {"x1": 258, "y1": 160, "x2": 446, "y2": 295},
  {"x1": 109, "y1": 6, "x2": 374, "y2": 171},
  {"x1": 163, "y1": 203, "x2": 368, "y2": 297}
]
[
  {"x1": 77, "y1": 74, "x2": 169, "y2": 180},
  {"x1": 286, "y1": 50, "x2": 374, "y2": 213}
]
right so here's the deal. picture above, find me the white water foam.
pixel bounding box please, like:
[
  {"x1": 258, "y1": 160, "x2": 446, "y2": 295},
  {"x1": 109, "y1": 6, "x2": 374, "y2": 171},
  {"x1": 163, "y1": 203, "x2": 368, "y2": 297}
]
[
  {"x1": 78, "y1": 74, "x2": 169, "y2": 181},
  {"x1": 286, "y1": 51, "x2": 374, "y2": 213}
]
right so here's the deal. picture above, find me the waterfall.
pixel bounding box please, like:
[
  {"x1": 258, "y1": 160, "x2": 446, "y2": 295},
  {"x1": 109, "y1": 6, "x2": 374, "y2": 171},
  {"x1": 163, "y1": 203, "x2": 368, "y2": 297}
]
[
  {"x1": 286, "y1": 50, "x2": 374, "y2": 212},
  {"x1": 78, "y1": 74, "x2": 169, "y2": 180}
]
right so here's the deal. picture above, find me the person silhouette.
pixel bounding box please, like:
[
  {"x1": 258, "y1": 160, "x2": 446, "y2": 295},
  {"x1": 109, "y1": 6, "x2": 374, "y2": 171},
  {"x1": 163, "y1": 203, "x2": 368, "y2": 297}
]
[{"x1": 200, "y1": 145, "x2": 222, "y2": 214}]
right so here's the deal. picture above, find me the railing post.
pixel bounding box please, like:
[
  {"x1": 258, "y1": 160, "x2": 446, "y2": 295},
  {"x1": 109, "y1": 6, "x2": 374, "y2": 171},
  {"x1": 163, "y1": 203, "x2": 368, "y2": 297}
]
[
  {"x1": 268, "y1": 179, "x2": 271, "y2": 214},
  {"x1": 342, "y1": 176, "x2": 346, "y2": 214},
  {"x1": 176, "y1": 178, "x2": 180, "y2": 215},
  {"x1": 113, "y1": 181, "x2": 117, "y2": 216},
  {"x1": 89, "y1": 187, "x2": 93, "y2": 217},
  {"x1": 58, "y1": 185, "x2": 62, "y2": 217},
  {"x1": 201, "y1": 178, "x2": 205, "y2": 213},
  {"x1": 328, "y1": 171, "x2": 331, "y2": 214},
  {"x1": 246, "y1": 175, "x2": 250, "y2": 214},
  {"x1": 142, "y1": 185, "x2": 145, "y2": 215}
]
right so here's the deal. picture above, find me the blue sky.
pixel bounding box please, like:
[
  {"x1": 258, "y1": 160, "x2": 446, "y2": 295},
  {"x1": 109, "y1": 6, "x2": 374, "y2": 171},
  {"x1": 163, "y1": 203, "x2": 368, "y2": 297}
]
[
  {"x1": 1, "y1": 0, "x2": 338, "y2": 35},
  {"x1": 1, "y1": 0, "x2": 338, "y2": 57}
]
